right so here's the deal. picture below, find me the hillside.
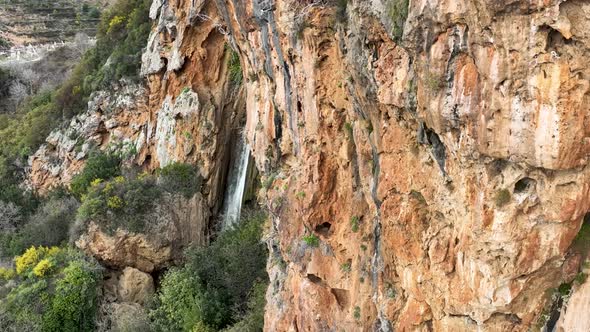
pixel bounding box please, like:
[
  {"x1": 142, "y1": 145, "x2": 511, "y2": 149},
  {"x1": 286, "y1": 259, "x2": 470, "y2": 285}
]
[
  {"x1": 0, "y1": 0, "x2": 107, "y2": 47},
  {"x1": 0, "y1": 0, "x2": 590, "y2": 331}
]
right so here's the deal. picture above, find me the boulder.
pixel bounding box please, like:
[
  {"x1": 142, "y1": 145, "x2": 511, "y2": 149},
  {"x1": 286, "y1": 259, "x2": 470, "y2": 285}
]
[{"x1": 118, "y1": 267, "x2": 154, "y2": 305}]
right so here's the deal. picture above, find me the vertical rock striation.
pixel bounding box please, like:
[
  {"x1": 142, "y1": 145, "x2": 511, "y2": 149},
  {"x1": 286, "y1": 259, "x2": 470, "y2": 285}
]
[
  {"x1": 212, "y1": 0, "x2": 590, "y2": 330},
  {"x1": 26, "y1": 0, "x2": 590, "y2": 330}
]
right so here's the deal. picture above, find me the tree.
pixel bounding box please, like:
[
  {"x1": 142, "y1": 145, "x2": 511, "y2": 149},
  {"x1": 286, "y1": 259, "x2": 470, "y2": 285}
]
[
  {"x1": 9, "y1": 81, "x2": 28, "y2": 109},
  {"x1": 0, "y1": 201, "x2": 21, "y2": 233}
]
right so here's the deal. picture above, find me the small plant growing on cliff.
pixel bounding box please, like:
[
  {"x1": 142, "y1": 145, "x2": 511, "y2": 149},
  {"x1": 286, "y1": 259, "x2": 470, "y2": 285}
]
[
  {"x1": 386, "y1": 0, "x2": 409, "y2": 41},
  {"x1": 353, "y1": 306, "x2": 361, "y2": 320},
  {"x1": 227, "y1": 45, "x2": 243, "y2": 86},
  {"x1": 575, "y1": 271, "x2": 588, "y2": 285},
  {"x1": 296, "y1": 191, "x2": 306, "y2": 200},
  {"x1": 494, "y1": 189, "x2": 511, "y2": 207},
  {"x1": 424, "y1": 71, "x2": 445, "y2": 93},
  {"x1": 360, "y1": 244, "x2": 367, "y2": 251},
  {"x1": 385, "y1": 282, "x2": 396, "y2": 298},
  {"x1": 302, "y1": 234, "x2": 320, "y2": 247},
  {"x1": 261, "y1": 172, "x2": 276, "y2": 190},
  {"x1": 296, "y1": 20, "x2": 312, "y2": 40},
  {"x1": 409, "y1": 190, "x2": 427, "y2": 205},
  {"x1": 340, "y1": 261, "x2": 352, "y2": 273},
  {"x1": 70, "y1": 151, "x2": 121, "y2": 198},
  {"x1": 366, "y1": 121, "x2": 374, "y2": 135},
  {"x1": 351, "y1": 216, "x2": 360, "y2": 232},
  {"x1": 344, "y1": 122, "x2": 353, "y2": 139}
]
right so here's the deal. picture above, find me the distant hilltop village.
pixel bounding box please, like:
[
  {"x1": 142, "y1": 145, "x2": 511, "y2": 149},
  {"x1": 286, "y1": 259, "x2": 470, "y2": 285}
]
[{"x1": 0, "y1": 37, "x2": 96, "y2": 64}]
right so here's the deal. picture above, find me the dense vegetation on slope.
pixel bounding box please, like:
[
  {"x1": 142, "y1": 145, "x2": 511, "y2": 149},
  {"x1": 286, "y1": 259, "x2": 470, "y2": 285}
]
[
  {"x1": 0, "y1": 0, "x2": 151, "y2": 213},
  {"x1": 0, "y1": 152, "x2": 268, "y2": 331},
  {"x1": 0, "y1": 247, "x2": 102, "y2": 332},
  {"x1": 0, "y1": 0, "x2": 268, "y2": 330},
  {"x1": 150, "y1": 211, "x2": 268, "y2": 332}
]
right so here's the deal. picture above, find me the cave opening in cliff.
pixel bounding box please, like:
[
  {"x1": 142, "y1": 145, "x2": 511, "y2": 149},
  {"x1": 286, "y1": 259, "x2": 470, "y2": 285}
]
[
  {"x1": 514, "y1": 177, "x2": 536, "y2": 194},
  {"x1": 314, "y1": 221, "x2": 332, "y2": 236}
]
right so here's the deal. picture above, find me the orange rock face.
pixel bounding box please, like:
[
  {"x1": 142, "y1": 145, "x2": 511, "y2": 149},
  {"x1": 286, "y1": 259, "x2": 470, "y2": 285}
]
[
  {"x1": 27, "y1": 0, "x2": 590, "y2": 330},
  {"x1": 215, "y1": 0, "x2": 590, "y2": 330}
]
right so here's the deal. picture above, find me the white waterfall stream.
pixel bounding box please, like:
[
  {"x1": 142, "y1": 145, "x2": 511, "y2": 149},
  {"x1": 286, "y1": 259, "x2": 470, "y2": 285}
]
[{"x1": 221, "y1": 134, "x2": 250, "y2": 230}]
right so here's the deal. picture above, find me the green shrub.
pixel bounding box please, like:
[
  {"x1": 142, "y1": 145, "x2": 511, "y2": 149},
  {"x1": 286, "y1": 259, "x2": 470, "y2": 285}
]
[
  {"x1": 335, "y1": 0, "x2": 348, "y2": 24},
  {"x1": 0, "y1": 36, "x2": 11, "y2": 49},
  {"x1": 0, "y1": 195, "x2": 78, "y2": 258},
  {"x1": 70, "y1": 151, "x2": 121, "y2": 198},
  {"x1": 42, "y1": 259, "x2": 102, "y2": 332},
  {"x1": 159, "y1": 162, "x2": 201, "y2": 198},
  {"x1": 424, "y1": 71, "x2": 445, "y2": 92},
  {"x1": 77, "y1": 174, "x2": 161, "y2": 234},
  {"x1": 571, "y1": 216, "x2": 590, "y2": 255},
  {"x1": 0, "y1": 248, "x2": 102, "y2": 332},
  {"x1": 261, "y1": 172, "x2": 276, "y2": 190},
  {"x1": 341, "y1": 261, "x2": 352, "y2": 273},
  {"x1": 149, "y1": 268, "x2": 224, "y2": 332},
  {"x1": 344, "y1": 122, "x2": 353, "y2": 138},
  {"x1": 350, "y1": 216, "x2": 359, "y2": 232},
  {"x1": 302, "y1": 234, "x2": 320, "y2": 247},
  {"x1": 223, "y1": 281, "x2": 266, "y2": 332},
  {"x1": 353, "y1": 306, "x2": 361, "y2": 320},
  {"x1": 150, "y1": 210, "x2": 268, "y2": 331},
  {"x1": 227, "y1": 46, "x2": 243, "y2": 86}
]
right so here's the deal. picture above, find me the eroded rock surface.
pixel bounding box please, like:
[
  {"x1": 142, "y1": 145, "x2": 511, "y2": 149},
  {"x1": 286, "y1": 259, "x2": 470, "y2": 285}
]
[
  {"x1": 118, "y1": 267, "x2": 155, "y2": 305},
  {"x1": 76, "y1": 194, "x2": 208, "y2": 272},
  {"x1": 25, "y1": 0, "x2": 590, "y2": 330},
  {"x1": 209, "y1": 0, "x2": 590, "y2": 330}
]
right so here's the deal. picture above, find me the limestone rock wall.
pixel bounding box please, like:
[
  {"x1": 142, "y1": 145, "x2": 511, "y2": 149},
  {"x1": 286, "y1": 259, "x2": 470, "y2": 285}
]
[
  {"x1": 211, "y1": 0, "x2": 590, "y2": 330},
  {"x1": 28, "y1": 0, "x2": 245, "y2": 220},
  {"x1": 25, "y1": 0, "x2": 590, "y2": 330}
]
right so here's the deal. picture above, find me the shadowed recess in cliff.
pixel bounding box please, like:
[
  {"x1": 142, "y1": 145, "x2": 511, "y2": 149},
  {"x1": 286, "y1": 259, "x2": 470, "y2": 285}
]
[{"x1": 417, "y1": 122, "x2": 447, "y2": 177}]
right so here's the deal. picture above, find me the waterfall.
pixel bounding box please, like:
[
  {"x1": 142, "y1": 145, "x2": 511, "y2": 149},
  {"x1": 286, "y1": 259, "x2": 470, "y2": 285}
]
[{"x1": 221, "y1": 133, "x2": 250, "y2": 230}]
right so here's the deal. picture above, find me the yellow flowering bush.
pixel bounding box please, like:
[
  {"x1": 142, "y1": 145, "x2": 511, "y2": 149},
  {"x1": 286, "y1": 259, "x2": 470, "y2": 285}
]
[
  {"x1": 114, "y1": 176, "x2": 125, "y2": 184},
  {"x1": 15, "y1": 246, "x2": 47, "y2": 275},
  {"x1": 90, "y1": 178, "x2": 103, "y2": 187},
  {"x1": 103, "y1": 182, "x2": 114, "y2": 193},
  {"x1": 108, "y1": 15, "x2": 126, "y2": 33},
  {"x1": 15, "y1": 246, "x2": 62, "y2": 276},
  {"x1": 33, "y1": 259, "x2": 53, "y2": 277},
  {"x1": 107, "y1": 196, "x2": 124, "y2": 209},
  {"x1": 0, "y1": 267, "x2": 15, "y2": 280},
  {"x1": 47, "y1": 247, "x2": 62, "y2": 258}
]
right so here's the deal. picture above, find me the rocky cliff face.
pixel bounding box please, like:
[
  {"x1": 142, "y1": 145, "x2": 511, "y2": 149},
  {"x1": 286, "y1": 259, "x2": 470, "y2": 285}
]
[
  {"x1": 26, "y1": 0, "x2": 590, "y2": 330},
  {"x1": 28, "y1": 0, "x2": 245, "y2": 219},
  {"x1": 212, "y1": 0, "x2": 590, "y2": 330}
]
